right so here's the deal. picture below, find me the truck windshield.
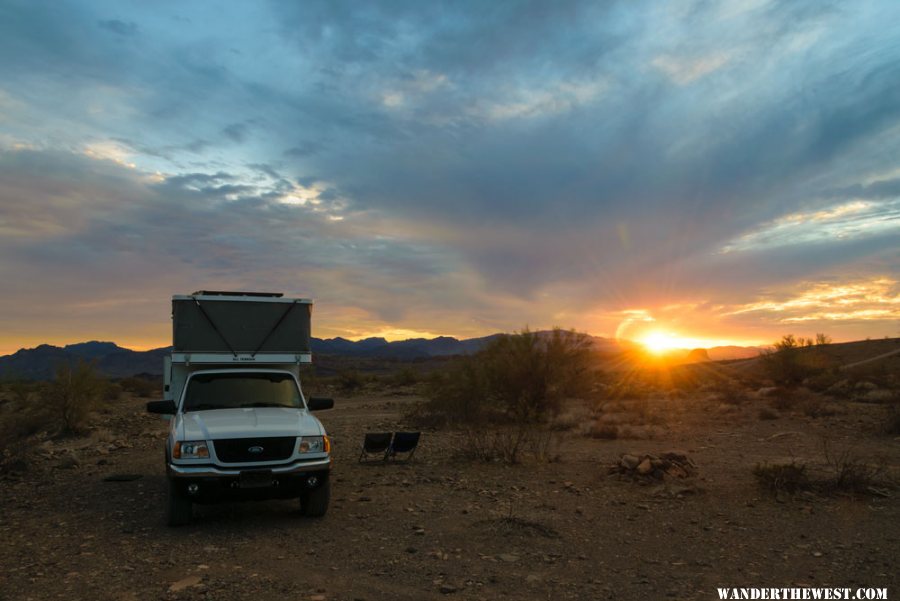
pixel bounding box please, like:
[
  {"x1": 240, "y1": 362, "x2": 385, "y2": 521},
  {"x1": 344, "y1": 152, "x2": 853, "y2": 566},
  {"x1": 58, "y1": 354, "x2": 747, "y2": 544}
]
[{"x1": 182, "y1": 373, "x2": 302, "y2": 412}]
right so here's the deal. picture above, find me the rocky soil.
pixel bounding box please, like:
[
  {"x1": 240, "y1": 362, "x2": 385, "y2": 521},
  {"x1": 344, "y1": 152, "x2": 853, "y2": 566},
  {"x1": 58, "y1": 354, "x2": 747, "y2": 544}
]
[{"x1": 1, "y1": 391, "x2": 898, "y2": 600}]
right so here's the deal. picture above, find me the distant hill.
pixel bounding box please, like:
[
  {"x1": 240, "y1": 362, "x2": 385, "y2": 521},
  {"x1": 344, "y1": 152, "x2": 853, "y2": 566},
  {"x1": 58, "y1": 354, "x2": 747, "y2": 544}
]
[
  {"x1": 0, "y1": 342, "x2": 171, "y2": 379},
  {"x1": 0, "y1": 332, "x2": 767, "y2": 379}
]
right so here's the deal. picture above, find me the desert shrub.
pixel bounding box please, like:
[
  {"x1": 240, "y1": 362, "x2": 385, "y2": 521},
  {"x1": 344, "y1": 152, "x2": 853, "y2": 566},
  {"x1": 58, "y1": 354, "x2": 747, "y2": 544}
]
[
  {"x1": 390, "y1": 367, "x2": 419, "y2": 387},
  {"x1": 801, "y1": 398, "x2": 838, "y2": 418},
  {"x1": 104, "y1": 382, "x2": 123, "y2": 401},
  {"x1": 549, "y1": 404, "x2": 591, "y2": 431},
  {"x1": 884, "y1": 405, "x2": 900, "y2": 436},
  {"x1": 588, "y1": 422, "x2": 618, "y2": 439},
  {"x1": 754, "y1": 461, "x2": 811, "y2": 495},
  {"x1": 428, "y1": 328, "x2": 594, "y2": 426},
  {"x1": 4, "y1": 378, "x2": 39, "y2": 404},
  {"x1": 0, "y1": 384, "x2": 55, "y2": 473},
  {"x1": 337, "y1": 370, "x2": 365, "y2": 392},
  {"x1": 48, "y1": 360, "x2": 107, "y2": 435},
  {"x1": 822, "y1": 441, "x2": 889, "y2": 495},
  {"x1": 758, "y1": 407, "x2": 779, "y2": 420},
  {"x1": 768, "y1": 387, "x2": 811, "y2": 412},
  {"x1": 760, "y1": 335, "x2": 808, "y2": 385},
  {"x1": 803, "y1": 370, "x2": 842, "y2": 393},
  {"x1": 297, "y1": 366, "x2": 324, "y2": 396},
  {"x1": 119, "y1": 376, "x2": 158, "y2": 398},
  {"x1": 459, "y1": 425, "x2": 557, "y2": 464}
]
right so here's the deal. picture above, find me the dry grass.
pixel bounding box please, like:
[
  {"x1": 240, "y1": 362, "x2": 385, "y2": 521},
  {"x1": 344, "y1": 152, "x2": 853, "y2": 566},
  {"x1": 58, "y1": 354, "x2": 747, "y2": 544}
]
[{"x1": 753, "y1": 461, "x2": 811, "y2": 495}]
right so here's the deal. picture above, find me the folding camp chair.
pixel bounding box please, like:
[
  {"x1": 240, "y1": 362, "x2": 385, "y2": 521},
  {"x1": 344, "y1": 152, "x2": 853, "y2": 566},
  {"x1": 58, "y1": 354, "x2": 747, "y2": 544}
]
[
  {"x1": 359, "y1": 432, "x2": 392, "y2": 462},
  {"x1": 385, "y1": 431, "x2": 421, "y2": 462}
]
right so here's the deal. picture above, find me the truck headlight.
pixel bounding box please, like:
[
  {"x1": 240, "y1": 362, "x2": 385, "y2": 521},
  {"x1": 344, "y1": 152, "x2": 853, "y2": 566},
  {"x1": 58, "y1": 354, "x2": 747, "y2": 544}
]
[
  {"x1": 173, "y1": 441, "x2": 209, "y2": 459},
  {"x1": 298, "y1": 436, "x2": 329, "y2": 454}
]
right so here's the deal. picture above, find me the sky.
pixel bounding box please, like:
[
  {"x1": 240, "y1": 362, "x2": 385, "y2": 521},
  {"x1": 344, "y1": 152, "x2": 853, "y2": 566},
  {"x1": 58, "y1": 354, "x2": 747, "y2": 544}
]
[{"x1": 1, "y1": 0, "x2": 899, "y2": 354}]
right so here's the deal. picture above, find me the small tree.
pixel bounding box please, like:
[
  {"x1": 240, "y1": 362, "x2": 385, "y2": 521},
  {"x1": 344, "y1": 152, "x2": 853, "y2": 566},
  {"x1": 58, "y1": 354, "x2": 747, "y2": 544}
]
[
  {"x1": 761, "y1": 334, "x2": 807, "y2": 386},
  {"x1": 50, "y1": 360, "x2": 106, "y2": 434},
  {"x1": 445, "y1": 328, "x2": 594, "y2": 424},
  {"x1": 815, "y1": 333, "x2": 832, "y2": 346}
]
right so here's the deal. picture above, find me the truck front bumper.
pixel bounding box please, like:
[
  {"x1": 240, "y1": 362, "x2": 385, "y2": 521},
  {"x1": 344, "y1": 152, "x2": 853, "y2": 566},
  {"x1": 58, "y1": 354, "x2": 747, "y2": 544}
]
[
  {"x1": 168, "y1": 456, "x2": 331, "y2": 478},
  {"x1": 166, "y1": 457, "x2": 331, "y2": 502}
]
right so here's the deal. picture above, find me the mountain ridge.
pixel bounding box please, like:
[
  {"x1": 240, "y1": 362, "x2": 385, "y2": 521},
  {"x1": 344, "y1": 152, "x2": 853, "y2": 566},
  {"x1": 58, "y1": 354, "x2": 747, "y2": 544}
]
[{"x1": 0, "y1": 334, "x2": 761, "y2": 379}]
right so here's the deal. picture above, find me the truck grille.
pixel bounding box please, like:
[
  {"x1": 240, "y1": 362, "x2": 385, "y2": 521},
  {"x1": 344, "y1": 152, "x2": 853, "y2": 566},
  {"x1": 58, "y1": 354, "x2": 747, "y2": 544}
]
[{"x1": 213, "y1": 437, "x2": 296, "y2": 463}]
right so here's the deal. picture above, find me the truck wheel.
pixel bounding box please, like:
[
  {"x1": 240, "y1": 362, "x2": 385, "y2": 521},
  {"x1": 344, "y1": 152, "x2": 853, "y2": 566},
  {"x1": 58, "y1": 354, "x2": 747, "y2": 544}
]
[
  {"x1": 300, "y1": 477, "x2": 330, "y2": 517},
  {"x1": 166, "y1": 479, "x2": 193, "y2": 527}
]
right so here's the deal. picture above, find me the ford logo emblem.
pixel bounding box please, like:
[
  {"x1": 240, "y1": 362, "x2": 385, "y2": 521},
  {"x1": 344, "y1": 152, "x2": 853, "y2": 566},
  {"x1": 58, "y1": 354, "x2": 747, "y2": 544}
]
[{"x1": 248, "y1": 446, "x2": 264, "y2": 454}]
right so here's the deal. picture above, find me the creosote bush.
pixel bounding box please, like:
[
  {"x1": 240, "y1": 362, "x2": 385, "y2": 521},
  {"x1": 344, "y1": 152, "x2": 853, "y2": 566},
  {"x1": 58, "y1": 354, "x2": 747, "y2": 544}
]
[
  {"x1": 337, "y1": 370, "x2": 365, "y2": 393},
  {"x1": 753, "y1": 461, "x2": 811, "y2": 495},
  {"x1": 50, "y1": 360, "x2": 107, "y2": 435},
  {"x1": 422, "y1": 328, "x2": 594, "y2": 463},
  {"x1": 119, "y1": 376, "x2": 157, "y2": 398}
]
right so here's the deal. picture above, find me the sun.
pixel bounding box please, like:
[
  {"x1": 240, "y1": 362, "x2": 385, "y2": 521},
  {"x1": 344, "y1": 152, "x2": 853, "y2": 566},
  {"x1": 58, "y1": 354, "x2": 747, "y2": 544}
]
[{"x1": 639, "y1": 331, "x2": 685, "y2": 355}]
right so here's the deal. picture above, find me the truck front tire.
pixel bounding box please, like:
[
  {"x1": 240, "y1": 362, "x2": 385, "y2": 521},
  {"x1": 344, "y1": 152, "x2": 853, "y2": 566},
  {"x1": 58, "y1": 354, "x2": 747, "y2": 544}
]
[
  {"x1": 300, "y1": 477, "x2": 330, "y2": 517},
  {"x1": 166, "y1": 479, "x2": 193, "y2": 527}
]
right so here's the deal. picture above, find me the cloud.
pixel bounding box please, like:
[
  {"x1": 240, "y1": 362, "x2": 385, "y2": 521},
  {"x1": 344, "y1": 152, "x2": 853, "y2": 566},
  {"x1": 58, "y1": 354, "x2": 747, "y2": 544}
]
[
  {"x1": 652, "y1": 52, "x2": 732, "y2": 85},
  {"x1": 728, "y1": 277, "x2": 900, "y2": 324},
  {"x1": 1, "y1": 1, "x2": 900, "y2": 348},
  {"x1": 98, "y1": 19, "x2": 138, "y2": 37}
]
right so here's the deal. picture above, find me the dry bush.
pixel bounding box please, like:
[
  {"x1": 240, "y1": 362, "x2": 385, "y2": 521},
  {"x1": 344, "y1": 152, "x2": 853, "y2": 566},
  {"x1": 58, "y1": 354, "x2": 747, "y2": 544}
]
[
  {"x1": 0, "y1": 412, "x2": 46, "y2": 474},
  {"x1": 49, "y1": 360, "x2": 107, "y2": 435},
  {"x1": 801, "y1": 398, "x2": 839, "y2": 418},
  {"x1": 758, "y1": 407, "x2": 779, "y2": 420},
  {"x1": 423, "y1": 328, "x2": 595, "y2": 433},
  {"x1": 803, "y1": 371, "x2": 842, "y2": 393},
  {"x1": 768, "y1": 388, "x2": 812, "y2": 412},
  {"x1": 705, "y1": 379, "x2": 751, "y2": 405},
  {"x1": 390, "y1": 367, "x2": 419, "y2": 387},
  {"x1": 822, "y1": 441, "x2": 890, "y2": 495},
  {"x1": 0, "y1": 381, "x2": 53, "y2": 474},
  {"x1": 459, "y1": 424, "x2": 557, "y2": 464},
  {"x1": 119, "y1": 376, "x2": 157, "y2": 398},
  {"x1": 587, "y1": 423, "x2": 618, "y2": 439},
  {"x1": 549, "y1": 404, "x2": 591, "y2": 431},
  {"x1": 884, "y1": 405, "x2": 900, "y2": 436},
  {"x1": 760, "y1": 334, "x2": 837, "y2": 387},
  {"x1": 754, "y1": 461, "x2": 811, "y2": 495},
  {"x1": 299, "y1": 367, "x2": 330, "y2": 398},
  {"x1": 337, "y1": 370, "x2": 365, "y2": 393}
]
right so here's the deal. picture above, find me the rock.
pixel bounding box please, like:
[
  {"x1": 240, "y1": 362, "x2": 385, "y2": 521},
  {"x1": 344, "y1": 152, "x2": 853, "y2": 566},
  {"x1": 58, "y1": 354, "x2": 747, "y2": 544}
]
[
  {"x1": 498, "y1": 553, "x2": 519, "y2": 562},
  {"x1": 169, "y1": 575, "x2": 202, "y2": 592},
  {"x1": 665, "y1": 465, "x2": 688, "y2": 479},
  {"x1": 310, "y1": 595, "x2": 327, "y2": 601},
  {"x1": 636, "y1": 459, "x2": 653, "y2": 475},
  {"x1": 56, "y1": 452, "x2": 80, "y2": 470},
  {"x1": 621, "y1": 454, "x2": 640, "y2": 470},
  {"x1": 863, "y1": 389, "x2": 893, "y2": 402},
  {"x1": 440, "y1": 584, "x2": 457, "y2": 594}
]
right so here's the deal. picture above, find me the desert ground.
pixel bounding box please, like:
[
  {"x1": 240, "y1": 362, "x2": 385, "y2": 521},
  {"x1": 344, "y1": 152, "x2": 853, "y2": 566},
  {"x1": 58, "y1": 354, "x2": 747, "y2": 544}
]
[{"x1": 1, "y1": 358, "x2": 899, "y2": 601}]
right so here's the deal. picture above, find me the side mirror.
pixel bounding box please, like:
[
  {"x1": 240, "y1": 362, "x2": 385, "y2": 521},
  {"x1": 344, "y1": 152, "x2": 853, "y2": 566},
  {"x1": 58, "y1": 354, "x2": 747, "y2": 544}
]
[
  {"x1": 307, "y1": 397, "x2": 334, "y2": 411},
  {"x1": 147, "y1": 400, "x2": 177, "y2": 415}
]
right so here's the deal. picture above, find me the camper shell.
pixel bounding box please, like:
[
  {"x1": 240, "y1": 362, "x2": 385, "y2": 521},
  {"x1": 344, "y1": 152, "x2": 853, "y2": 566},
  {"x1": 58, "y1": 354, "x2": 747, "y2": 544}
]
[{"x1": 164, "y1": 291, "x2": 313, "y2": 404}]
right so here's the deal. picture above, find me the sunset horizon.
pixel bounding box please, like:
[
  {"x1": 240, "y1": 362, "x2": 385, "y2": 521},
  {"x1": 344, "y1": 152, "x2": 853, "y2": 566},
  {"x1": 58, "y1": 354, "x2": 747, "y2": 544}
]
[{"x1": 1, "y1": 1, "x2": 898, "y2": 359}]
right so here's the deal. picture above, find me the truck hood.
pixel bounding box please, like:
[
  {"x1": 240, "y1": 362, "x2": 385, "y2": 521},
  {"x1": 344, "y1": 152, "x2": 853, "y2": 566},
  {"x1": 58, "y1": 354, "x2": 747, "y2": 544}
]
[{"x1": 177, "y1": 407, "x2": 325, "y2": 441}]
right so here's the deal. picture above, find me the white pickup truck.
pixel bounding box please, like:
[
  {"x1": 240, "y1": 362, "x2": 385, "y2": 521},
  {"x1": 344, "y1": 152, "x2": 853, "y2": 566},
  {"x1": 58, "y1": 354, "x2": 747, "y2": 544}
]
[{"x1": 147, "y1": 291, "x2": 333, "y2": 526}]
